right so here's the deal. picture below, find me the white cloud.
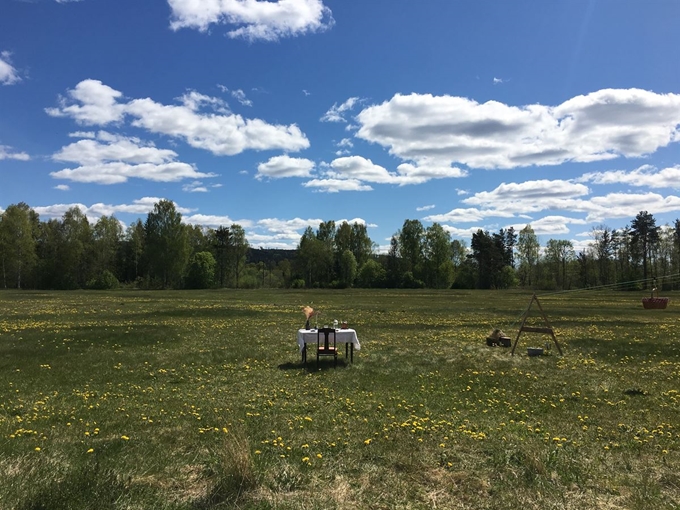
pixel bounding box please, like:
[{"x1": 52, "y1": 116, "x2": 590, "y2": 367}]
[
  {"x1": 425, "y1": 207, "x2": 509, "y2": 224},
  {"x1": 68, "y1": 131, "x2": 96, "y2": 139},
  {"x1": 467, "y1": 179, "x2": 590, "y2": 201},
  {"x1": 51, "y1": 132, "x2": 213, "y2": 184},
  {"x1": 416, "y1": 205, "x2": 435, "y2": 212},
  {"x1": 51, "y1": 162, "x2": 208, "y2": 184},
  {"x1": 180, "y1": 90, "x2": 230, "y2": 113},
  {"x1": 32, "y1": 197, "x2": 194, "y2": 221},
  {"x1": 54, "y1": 132, "x2": 181, "y2": 166},
  {"x1": 182, "y1": 181, "x2": 209, "y2": 192},
  {"x1": 126, "y1": 97, "x2": 308, "y2": 155},
  {"x1": 167, "y1": 0, "x2": 334, "y2": 42},
  {"x1": 47, "y1": 80, "x2": 309, "y2": 155},
  {"x1": 184, "y1": 214, "x2": 244, "y2": 227},
  {"x1": 337, "y1": 138, "x2": 353, "y2": 148},
  {"x1": 257, "y1": 217, "x2": 323, "y2": 235},
  {"x1": 54, "y1": 184, "x2": 70, "y2": 191},
  {"x1": 0, "y1": 51, "x2": 21, "y2": 85},
  {"x1": 242, "y1": 216, "x2": 373, "y2": 248},
  {"x1": 355, "y1": 88, "x2": 680, "y2": 170},
  {"x1": 578, "y1": 164, "x2": 680, "y2": 190},
  {"x1": 46, "y1": 79, "x2": 126, "y2": 125},
  {"x1": 328, "y1": 156, "x2": 397, "y2": 184},
  {"x1": 321, "y1": 97, "x2": 361, "y2": 122},
  {"x1": 297, "y1": 155, "x2": 466, "y2": 192},
  {"x1": 395, "y1": 161, "x2": 467, "y2": 183},
  {"x1": 427, "y1": 176, "x2": 680, "y2": 237},
  {"x1": 0, "y1": 144, "x2": 30, "y2": 161},
  {"x1": 256, "y1": 155, "x2": 315, "y2": 179},
  {"x1": 231, "y1": 89, "x2": 253, "y2": 107},
  {"x1": 518, "y1": 215, "x2": 587, "y2": 236},
  {"x1": 303, "y1": 178, "x2": 373, "y2": 193}
]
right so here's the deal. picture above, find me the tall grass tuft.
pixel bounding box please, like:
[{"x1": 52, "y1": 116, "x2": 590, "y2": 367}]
[{"x1": 198, "y1": 431, "x2": 257, "y2": 508}]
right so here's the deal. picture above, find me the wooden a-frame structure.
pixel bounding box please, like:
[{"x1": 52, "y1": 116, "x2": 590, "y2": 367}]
[{"x1": 511, "y1": 294, "x2": 563, "y2": 356}]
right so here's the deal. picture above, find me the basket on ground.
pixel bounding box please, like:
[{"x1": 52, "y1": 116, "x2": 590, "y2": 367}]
[{"x1": 642, "y1": 297, "x2": 670, "y2": 309}]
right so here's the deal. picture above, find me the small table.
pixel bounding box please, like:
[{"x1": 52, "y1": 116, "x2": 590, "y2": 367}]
[{"x1": 297, "y1": 328, "x2": 361, "y2": 363}]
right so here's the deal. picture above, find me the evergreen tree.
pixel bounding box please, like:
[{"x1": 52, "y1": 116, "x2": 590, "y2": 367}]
[{"x1": 630, "y1": 211, "x2": 660, "y2": 286}]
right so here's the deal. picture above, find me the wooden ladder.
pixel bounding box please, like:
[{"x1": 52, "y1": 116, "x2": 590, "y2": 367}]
[{"x1": 511, "y1": 293, "x2": 563, "y2": 356}]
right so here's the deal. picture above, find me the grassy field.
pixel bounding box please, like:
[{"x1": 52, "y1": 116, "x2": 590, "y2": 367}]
[{"x1": 1, "y1": 288, "x2": 679, "y2": 509}]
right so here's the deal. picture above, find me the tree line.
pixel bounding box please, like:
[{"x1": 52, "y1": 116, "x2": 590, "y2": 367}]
[{"x1": 1, "y1": 200, "x2": 678, "y2": 291}]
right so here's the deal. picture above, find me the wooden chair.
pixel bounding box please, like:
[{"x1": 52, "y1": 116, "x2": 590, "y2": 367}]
[{"x1": 316, "y1": 327, "x2": 338, "y2": 368}]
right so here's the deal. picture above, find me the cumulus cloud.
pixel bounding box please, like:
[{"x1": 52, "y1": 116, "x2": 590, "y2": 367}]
[
  {"x1": 244, "y1": 216, "x2": 371, "y2": 248},
  {"x1": 167, "y1": 0, "x2": 334, "y2": 42},
  {"x1": 46, "y1": 79, "x2": 126, "y2": 125},
  {"x1": 0, "y1": 144, "x2": 30, "y2": 161},
  {"x1": 355, "y1": 88, "x2": 680, "y2": 170},
  {"x1": 183, "y1": 213, "x2": 244, "y2": 227},
  {"x1": 54, "y1": 184, "x2": 70, "y2": 191},
  {"x1": 578, "y1": 164, "x2": 680, "y2": 190},
  {"x1": 303, "y1": 177, "x2": 373, "y2": 193},
  {"x1": 0, "y1": 51, "x2": 21, "y2": 85},
  {"x1": 47, "y1": 80, "x2": 309, "y2": 155},
  {"x1": 425, "y1": 176, "x2": 680, "y2": 240},
  {"x1": 51, "y1": 131, "x2": 214, "y2": 184},
  {"x1": 256, "y1": 155, "x2": 315, "y2": 179},
  {"x1": 297, "y1": 155, "x2": 466, "y2": 192},
  {"x1": 321, "y1": 97, "x2": 361, "y2": 122},
  {"x1": 515, "y1": 215, "x2": 587, "y2": 236},
  {"x1": 32, "y1": 197, "x2": 193, "y2": 222}
]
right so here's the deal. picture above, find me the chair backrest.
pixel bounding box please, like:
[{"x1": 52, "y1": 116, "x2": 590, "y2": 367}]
[{"x1": 317, "y1": 327, "x2": 336, "y2": 350}]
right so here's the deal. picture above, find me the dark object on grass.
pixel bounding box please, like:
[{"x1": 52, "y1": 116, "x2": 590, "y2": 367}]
[
  {"x1": 527, "y1": 347, "x2": 544, "y2": 357},
  {"x1": 623, "y1": 387, "x2": 648, "y2": 396},
  {"x1": 642, "y1": 297, "x2": 669, "y2": 309},
  {"x1": 486, "y1": 329, "x2": 511, "y2": 347}
]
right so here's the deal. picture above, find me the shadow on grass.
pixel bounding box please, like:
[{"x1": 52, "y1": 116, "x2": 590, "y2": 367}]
[
  {"x1": 18, "y1": 463, "x2": 129, "y2": 510},
  {"x1": 278, "y1": 358, "x2": 352, "y2": 372},
  {"x1": 567, "y1": 336, "x2": 680, "y2": 361}
]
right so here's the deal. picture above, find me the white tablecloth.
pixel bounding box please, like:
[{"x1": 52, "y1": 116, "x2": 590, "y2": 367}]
[{"x1": 297, "y1": 328, "x2": 361, "y2": 353}]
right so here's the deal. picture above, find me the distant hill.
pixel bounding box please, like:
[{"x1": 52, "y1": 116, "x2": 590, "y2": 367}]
[{"x1": 248, "y1": 247, "x2": 297, "y2": 265}]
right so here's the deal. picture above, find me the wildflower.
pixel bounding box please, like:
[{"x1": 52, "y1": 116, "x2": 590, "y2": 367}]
[
  {"x1": 364, "y1": 439, "x2": 372, "y2": 445},
  {"x1": 35, "y1": 447, "x2": 41, "y2": 452},
  {"x1": 121, "y1": 435, "x2": 130, "y2": 440},
  {"x1": 87, "y1": 448, "x2": 94, "y2": 453}
]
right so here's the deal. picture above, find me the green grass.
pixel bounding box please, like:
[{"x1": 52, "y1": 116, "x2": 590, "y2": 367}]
[{"x1": 1, "y1": 288, "x2": 679, "y2": 509}]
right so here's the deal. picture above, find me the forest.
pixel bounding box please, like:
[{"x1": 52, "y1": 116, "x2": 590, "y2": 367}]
[{"x1": 1, "y1": 199, "x2": 678, "y2": 291}]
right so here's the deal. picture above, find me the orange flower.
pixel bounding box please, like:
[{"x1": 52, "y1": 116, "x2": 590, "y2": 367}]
[{"x1": 303, "y1": 306, "x2": 317, "y2": 319}]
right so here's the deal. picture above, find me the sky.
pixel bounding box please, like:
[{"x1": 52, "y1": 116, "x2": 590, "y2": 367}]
[{"x1": 2, "y1": 0, "x2": 680, "y2": 253}]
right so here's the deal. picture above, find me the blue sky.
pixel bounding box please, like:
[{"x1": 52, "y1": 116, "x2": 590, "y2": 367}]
[{"x1": 2, "y1": 0, "x2": 680, "y2": 252}]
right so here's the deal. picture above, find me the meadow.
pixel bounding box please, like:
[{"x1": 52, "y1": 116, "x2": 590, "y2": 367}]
[{"x1": 0, "y1": 288, "x2": 679, "y2": 509}]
